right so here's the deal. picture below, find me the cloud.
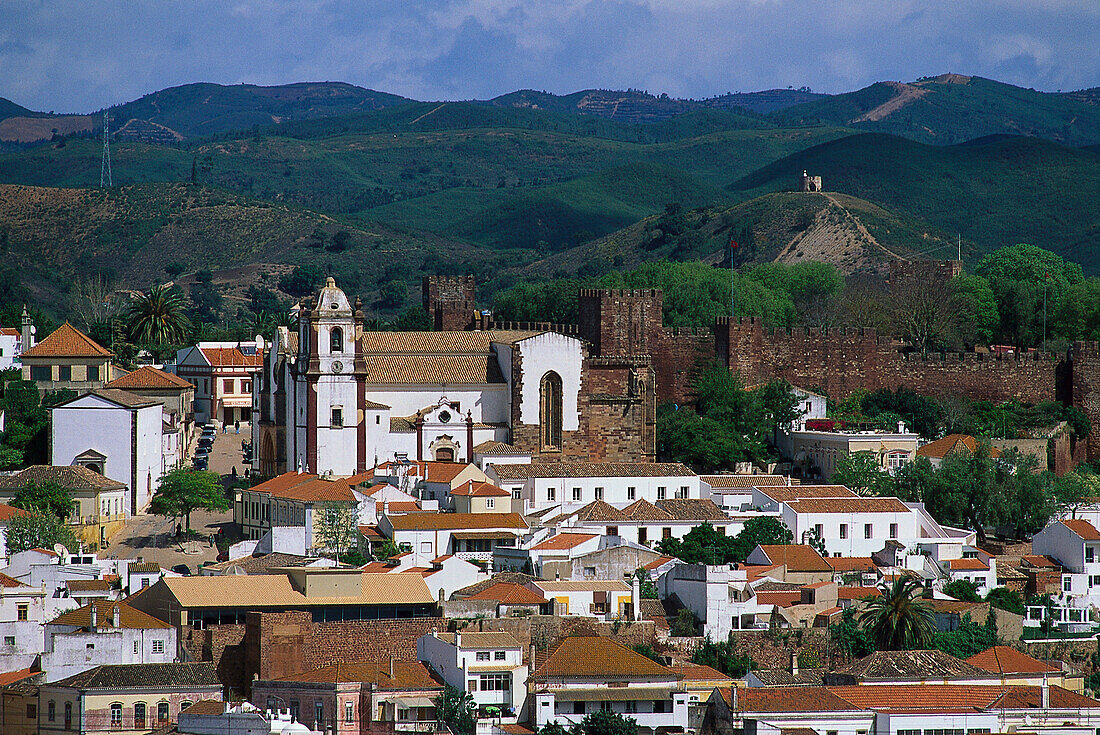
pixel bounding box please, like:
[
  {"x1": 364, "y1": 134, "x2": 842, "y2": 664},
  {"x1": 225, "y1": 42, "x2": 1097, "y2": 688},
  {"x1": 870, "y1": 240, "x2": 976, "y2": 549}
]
[{"x1": 0, "y1": 0, "x2": 1096, "y2": 112}]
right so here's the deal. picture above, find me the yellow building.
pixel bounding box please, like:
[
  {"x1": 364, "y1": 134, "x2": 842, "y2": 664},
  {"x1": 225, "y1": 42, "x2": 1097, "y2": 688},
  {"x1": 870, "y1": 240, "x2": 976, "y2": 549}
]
[
  {"x1": 0, "y1": 466, "x2": 128, "y2": 550},
  {"x1": 20, "y1": 322, "x2": 122, "y2": 395}
]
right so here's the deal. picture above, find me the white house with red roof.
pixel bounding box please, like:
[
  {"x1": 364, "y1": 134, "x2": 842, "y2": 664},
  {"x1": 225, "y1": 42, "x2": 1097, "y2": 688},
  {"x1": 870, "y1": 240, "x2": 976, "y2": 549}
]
[
  {"x1": 361, "y1": 552, "x2": 484, "y2": 601},
  {"x1": 173, "y1": 338, "x2": 264, "y2": 426},
  {"x1": 0, "y1": 325, "x2": 23, "y2": 370},
  {"x1": 1033, "y1": 518, "x2": 1100, "y2": 615},
  {"x1": 236, "y1": 470, "x2": 373, "y2": 547},
  {"x1": 0, "y1": 569, "x2": 47, "y2": 672}
]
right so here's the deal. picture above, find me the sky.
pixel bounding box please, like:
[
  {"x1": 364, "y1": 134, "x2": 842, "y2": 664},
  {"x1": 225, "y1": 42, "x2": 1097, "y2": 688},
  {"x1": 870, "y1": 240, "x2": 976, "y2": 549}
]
[{"x1": 1, "y1": 0, "x2": 1097, "y2": 113}]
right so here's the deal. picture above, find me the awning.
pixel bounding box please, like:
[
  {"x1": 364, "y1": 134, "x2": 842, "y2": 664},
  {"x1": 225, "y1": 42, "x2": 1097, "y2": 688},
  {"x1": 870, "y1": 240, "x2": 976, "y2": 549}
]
[
  {"x1": 548, "y1": 688, "x2": 675, "y2": 702},
  {"x1": 394, "y1": 697, "x2": 436, "y2": 708},
  {"x1": 452, "y1": 531, "x2": 518, "y2": 540}
]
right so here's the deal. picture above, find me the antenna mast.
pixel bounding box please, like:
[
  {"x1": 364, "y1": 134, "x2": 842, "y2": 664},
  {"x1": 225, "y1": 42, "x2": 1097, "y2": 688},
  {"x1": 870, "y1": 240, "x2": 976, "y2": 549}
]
[{"x1": 100, "y1": 111, "x2": 112, "y2": 187}]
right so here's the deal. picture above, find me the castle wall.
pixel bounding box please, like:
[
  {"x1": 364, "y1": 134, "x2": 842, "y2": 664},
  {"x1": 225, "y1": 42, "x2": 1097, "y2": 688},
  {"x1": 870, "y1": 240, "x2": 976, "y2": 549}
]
[
  {"x1": 1073, "y1": 341, "x2": 1100, "y2": 461},
  {"x1": 423, "y1": 275, "x2": 477, "y2": 331}
]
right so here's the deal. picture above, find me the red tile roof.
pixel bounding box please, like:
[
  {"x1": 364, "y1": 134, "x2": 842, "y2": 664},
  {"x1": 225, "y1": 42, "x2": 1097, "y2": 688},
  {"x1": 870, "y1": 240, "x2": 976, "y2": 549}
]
[
  {"x1": 756, "y1": 545, "x2": 833, "y2": 572},
  {"x1": 0, "y1": 668, "x2": 36, "y2": 686},
  {"x1": 0, "y1": 503, "x2": 29, "y2": 523},
  {"x1": 916, "y1": 434, "x2": 1001, "y2": 460},
  {"x1": 467, "y1": 582, "x2": 547, "y2": 605},
  {"x1": 726, "y1": 684, "x2": 1100, "y2": 713},
  {"x1": 643, "y1": 555, "x2": 677, "y2": 571},
  {"x1": 530, "y1": 533, "x2": 598, "y2": 551},
  {"x1": 949, "y1": 558, "x2": 990, "y2": 571},
  {"x1": 966, "y1": 646, "x2": 1061, "y2": 675},
  {"x1": 828, "y1": 557, "x2": 878, "y2": 573},
  {"x1": 754, "y1": 590, "x2": 803, "y2": 607},
  {"x1": 451, "y1": 480, "x2": 510, "y2": 497},
  {"x1": 21, "y1": 322, "x2": 112, "y2": 358},
  {"x1": 533, "y1": 636, "x2": 678, "y2": 680},
  {"x1": 0, "y1": 572, "x2": 29, "y2": 588},
  {"x1": 199, "y1": 346, "x2": 263, "y2": 367},
  {"x1": 106, "y1": 365, "x2": 192, "y2": 390},
  {"x1": 837, "y1": 586, "x2": 880, "y2": 601},
  {"x1": 249, "y1": 472, "x2": 358, "y2": 503},
  {"x1": 786, "y1": 497, "x2": 911, "y2": 514},
  {"x1": 1062, "y1": 519, "x2": 1100, "y2": 540}
]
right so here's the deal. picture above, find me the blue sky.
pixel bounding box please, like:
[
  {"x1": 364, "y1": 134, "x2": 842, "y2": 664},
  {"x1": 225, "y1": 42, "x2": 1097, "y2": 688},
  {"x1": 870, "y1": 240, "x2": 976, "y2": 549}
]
[{"x1": 2, "y1": 0, "x2": 1097, "y2": 113}]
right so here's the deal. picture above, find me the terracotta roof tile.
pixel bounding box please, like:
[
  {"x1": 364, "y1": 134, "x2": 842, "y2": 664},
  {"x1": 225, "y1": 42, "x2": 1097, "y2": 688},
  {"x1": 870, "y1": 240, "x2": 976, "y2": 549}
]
[
  {"x1": 667, "y1": 662, "x2": 732, "y2": 681},
  {"x1": 199, "y1": 347, "x2": 263, "y2": 367},
  {"x1": 759, "y1": 485, "x2": 857, "y2": 503},
  {"x1": 656, "y1": 498, "x2": 728, "y2": 521},
  {"x1": 828, "y1": 557, "x2": 878, "y2": 573},
  {"x1": 467, "y1": 582, "x2": 547, "y2": 605},
  {"x1": 702, "y1": 475, "x2": 791, "y2": 488},
  {"x1": 570, "y1": 500, "x2": 625, "y2": 523},
  {"x1": 249, "y1": 472, "x2": 357, "y2": 503},
  {"x1": 0, "y1": 504, "x2": 29, "y2": 523},
  {"x1": 0, "y1": 668, "x2": 37, "y2": 686},
  {"x1": 21, "y1": 322, "x2": 112, "y2": 358},
  {"x1": 376, "y1": 461, "x2": 476, "y2": 483},
  {"x1": 534, "y1": 636, "x2": 677, "y2": 680},
  {"x1": 451, "y1": 480, "x2": 510, "y2": 497},
  {"x1": 0, "y1": 465, "x2": 126, "y2": 492},
  {"x1": 474, "y1": 441, "x2": 527, "y2": 456},
  {"x1": 0, "y1": 572, "x2": 29, "y2": 588},
  {"x1": 754, "y1": 590, "x2": 803, "y2": 607},
  {"x1": 837, "y1": 649, "x2": 991, "y2": 681},
  {"x1": 155, "y1": 572, "x2": 434, "y2": 608},
  {"x1": 622, "y1": 499, "x2": 673, "y2": 521},
  {"x1": 1020, "y1": 554, "x2": 1061, "y2": 568},
  {"x1": 756, "y1": 545, "x2": 833, "y2": 573},
  {"x1": 643, "y1": 555, "x2": 677, "y2": 571},
  {"x1": 272, "y1": 661, "x2": 444, "y2": 689},
  {"x1": 536, "y1": 580, "x2": 630, "y2": 593},
  {"x1": 491, "y1": 462, "x2": 695, "y2": 480},
  {"x1": 180, "y1": 700, "x2": 226, "y2": 715},
  {"x1": 966, "y1": 646, "x2": 1061, "y2": 675},
  {"x1": 65, "y1": 579, "x2": 110, "y2": 592},
  {"x1": 726, "y1": 686, "x2": 857, "y2": 712},
  {"x1": 1062, "y1": 519, "x2": 1100, "y2": 540},
  {"x1": 949, "y1": 558, "x2": 990, "y2": 571},
  {"x1": 387, "y1": 512, "x2": 526, "y2": 531},
  {"x1": 530, "y1": 533, "x2": 598, "y2": 551},
  {"x1": 837, "y1": 586, "x2": 880, "y2": 600},
  {"x1": 916, "y1": 434, "x2": 1000, "y2": 460},
  {"x1": 786, "y1": 497, "x2": 911, "y2": 514},
  {"x1": 49, "y1": 600, "x2": 172, "y2": 630},
  {"x1": 52, "y1": 662, "x2": 220, "y2": 690},
  {"x1": 106, "y1": 365, "x2": 193, "y2": 390}
]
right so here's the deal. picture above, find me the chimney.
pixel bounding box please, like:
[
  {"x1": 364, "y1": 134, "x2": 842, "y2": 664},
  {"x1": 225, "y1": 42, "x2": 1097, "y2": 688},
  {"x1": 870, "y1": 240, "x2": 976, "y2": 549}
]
[
  {"x1": 530, "y1": 643, "x2": 536, "y2": 668},
  {"x1": 790, "y1": 651, "x2": 798, "y2": 676},
  {"x1": 89, "y1": 604, "x2": 97, "y2": 631},
  {"x1": 730, "y1": 685, "x2": 738, "y2": 713},
  {"x1": 631, "y1": 576, "x2": 642, "y2": 621},
  {"x1": 1041, "y1": 675, "x2": 1050, "y2": 709},
  {"x1": 389, "y1": 654, "x2": 395, "y2": 679},
  {"x1": 112, "y1": 605, "x2": 120, "y2": 628},
  {"x1": 455, "y1": 632, "x2": 462, "y2": 648}
]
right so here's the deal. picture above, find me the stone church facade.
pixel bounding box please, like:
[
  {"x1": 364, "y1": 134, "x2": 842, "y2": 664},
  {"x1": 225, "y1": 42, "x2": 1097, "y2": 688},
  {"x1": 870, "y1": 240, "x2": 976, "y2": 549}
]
[{"x1": 252, "y1": 278, "x2": 655, "y2": 477}]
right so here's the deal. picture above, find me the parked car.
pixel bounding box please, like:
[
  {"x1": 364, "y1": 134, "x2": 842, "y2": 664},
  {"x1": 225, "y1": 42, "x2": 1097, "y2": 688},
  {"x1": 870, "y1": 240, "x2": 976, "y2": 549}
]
[
  {"x1": 193, "y1": 457, "x2": 208, "y2": 470},
  {"x1": 171, "y1": 564, "x2": 192, "y2": 576}
]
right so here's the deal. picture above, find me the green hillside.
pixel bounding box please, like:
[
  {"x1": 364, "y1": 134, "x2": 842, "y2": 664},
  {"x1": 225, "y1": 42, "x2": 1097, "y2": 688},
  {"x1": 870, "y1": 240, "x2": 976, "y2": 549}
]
[
  {"x1": 0, "y1": 183, "x2": 513, "y2": 315},
  {"x1": 732, "y1": 133, "x2": 1100, "y2": 273},
  {"x1": 523, "y1": 191, "x2": 961, "y2": 282},
  {"x1": 0, "y1": 97, "x2": 35, "y2": 121},
  {"x1": 775, "y1": 75, "x2": 1100, "y2": 146}
]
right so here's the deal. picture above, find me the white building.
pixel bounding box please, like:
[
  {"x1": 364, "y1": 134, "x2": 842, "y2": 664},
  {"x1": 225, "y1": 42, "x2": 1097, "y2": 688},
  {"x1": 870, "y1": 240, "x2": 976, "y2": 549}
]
[
  {"x1": 531, "y1": 636, "x2": 688, "y2": 734},
  {"x1": 548, "y1": 498, "x2": 731, "y2": 548},
  {"x1": 236, "y1": 470, "x2": 372, "y2": 545},
  {"x1": 529, "y1": 579, "x2": 638, "y2": 621},
  {"x1": 417, "y1": 631, "x2": 527, "y2": 721},
  {"x1": 778, "y1": 424, "x2": 920, "y2": 480},
  {"x1": 0, "y1": 325, "x2": 23, "y2": 370},
  {"x1": 486, "y1": 462, "x2": 700, "y2": 515},
  {"x1": 1032, "y1": 519, "x2": 1100, "y2": 612},
  {"x1": 173, "y1": 339, "x2": 264, "y2": 426},
  {"x1": 379, "y1": 513, "x2": 527, "y2": 569},
  {"x1": 0, "y1": 569, "x2": 48, "y2": 672},
  {"x1": 361, "y1": 552, "x2": 485, "y2": 601},
  {"x1": 40, "y1": 600, "x2": 178, "y2": 682},
  {"x1": 50, "y1": 389, "x2": 165, "y2": 515}
]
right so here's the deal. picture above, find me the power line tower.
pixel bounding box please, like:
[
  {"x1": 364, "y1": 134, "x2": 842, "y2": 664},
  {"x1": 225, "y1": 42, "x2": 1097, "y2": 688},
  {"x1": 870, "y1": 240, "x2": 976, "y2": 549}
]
[{"x1": 100, "y1": 110, "x2": 112, "y2": 187}]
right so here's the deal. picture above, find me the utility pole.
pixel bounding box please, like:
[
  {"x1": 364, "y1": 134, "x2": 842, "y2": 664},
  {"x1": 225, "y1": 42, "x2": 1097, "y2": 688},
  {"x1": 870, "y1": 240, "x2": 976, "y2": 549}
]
[{"x1": 100, "y1": 110, "x2": 112, "y2": 187}]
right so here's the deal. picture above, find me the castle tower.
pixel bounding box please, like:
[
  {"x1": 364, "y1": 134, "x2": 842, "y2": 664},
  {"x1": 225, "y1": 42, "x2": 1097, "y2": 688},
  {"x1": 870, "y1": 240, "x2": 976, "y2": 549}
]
[
  {"x1": 799, "y1": 170, "x2": 823, "y2": 193},
  {"x1": 296, "y1": 277, "x2": 365, "y2": 475},
  {"x1": 422, "y1": 276, "x2": 477, "y2": 331},
  {"x1": 577, "y1": 289, "x2": 664, "y2": 358}
]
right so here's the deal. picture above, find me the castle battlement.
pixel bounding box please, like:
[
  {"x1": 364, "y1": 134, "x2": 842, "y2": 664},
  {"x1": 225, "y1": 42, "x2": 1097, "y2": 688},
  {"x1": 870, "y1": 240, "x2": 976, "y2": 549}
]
[
  {"x1": 489, "y1": 321, "x2": 580, "y2": 335},
  {"x1": 578, "y1": 288, "x2": 663, "y2": 299}
]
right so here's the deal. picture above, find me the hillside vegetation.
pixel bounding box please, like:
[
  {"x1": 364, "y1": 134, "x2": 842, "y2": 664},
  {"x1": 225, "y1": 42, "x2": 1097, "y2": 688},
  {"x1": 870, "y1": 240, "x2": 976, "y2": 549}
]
[
  {"x1": 777, "y1": 75, "x2": 1100, "y2": 146},
  {"x1": 732, "y1": 133, "x2": 1100, "y2": 273}
]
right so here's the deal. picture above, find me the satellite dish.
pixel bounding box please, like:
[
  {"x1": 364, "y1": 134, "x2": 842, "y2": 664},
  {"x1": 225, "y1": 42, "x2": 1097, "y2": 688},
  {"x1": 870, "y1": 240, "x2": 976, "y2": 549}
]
[{"x1": 53, "y1": 544, "x2": 68, "y2": 558}]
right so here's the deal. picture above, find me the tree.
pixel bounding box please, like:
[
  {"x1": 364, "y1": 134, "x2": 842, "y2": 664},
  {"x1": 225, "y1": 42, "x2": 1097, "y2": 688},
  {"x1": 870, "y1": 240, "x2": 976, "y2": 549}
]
[
  {"x1": 657, "y1": 518, "x2": 791, "y2": 566},
  {"x1": 805, "y1": 527, "x2": 827, "y2": 557},
  {"x1": 578, "y1": 710, "x2": 638, "y2": 735},
  {"x1": 1053, "y1": 278, "x2": 1100, "y2": 341},
  {"x1": 976, "y1": 244, "x2": 1084, "y2": 347},
  {"x1": 1053, "y1": 470, "x2": 1100, "y2": 519},
  {"x1": 148, "y1": 468, "x2": 229, "y2": 531},
  {"x1": 943, "y1": 579, "x2": 980, "y2": 602},
  {"x1": 985, "y1": 587, "x2": 1025, "y2": 615},
  {"x1": 12, "y1": 481, "x2": 74, "y2": 521},
  {"x1": 951, "y1": 273, "x2": 999, "y2": 346},
  {"x1": 434, "y1": 685, "x2": 476, "y2": 735},
  {"x1": 5, "y1": 510, "x2": 77, "y2": 555},
  {"x1": 188, "y1": 271, "x2": 223, "y2": 325},
  {"x1": 887, "y1": 271, "x2": 960, "y2": 353},
  {"x1": 932, "y1": 610, "x2": 998, "y2": 658},
  {"x1": 829, "y1": 607, "x2": 876, "y2": 657},
  {"x1": 315, "y1": 504, "x2": 360, "y2": 561},
  {"x1": 862, "y1": 387, "x2": 943, "y2": 439},
  {"x1": 692, "y1": 635, "x2": 756, "y2": 676},
  {"x1": 278, "y1": 265, "x2": 324, "y2": 298},
  {"x1": 859, "y1": 577, "x2": 936, "y2": 651},
  {"x1": 670, "y1": 608, "x2": 697, "y2": 637},
  {"x1": 832, "y1": 451, "x2": 893, "y2": 496},
  {"x1": 126, "y1": 285, "x2": 192, "y2": 346}
]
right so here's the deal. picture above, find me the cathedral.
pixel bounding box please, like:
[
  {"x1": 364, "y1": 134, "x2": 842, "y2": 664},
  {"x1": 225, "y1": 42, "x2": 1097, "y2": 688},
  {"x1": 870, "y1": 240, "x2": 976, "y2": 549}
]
[{"x1": 252, "y1": 278, "x2": 656, "y2": 477}]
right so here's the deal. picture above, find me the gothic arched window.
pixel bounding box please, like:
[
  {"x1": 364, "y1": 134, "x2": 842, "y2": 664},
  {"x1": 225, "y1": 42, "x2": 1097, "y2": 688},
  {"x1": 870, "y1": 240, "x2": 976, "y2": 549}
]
[
  {"x1": 540, "y1": 372, "x2": 563, "y2": 450},
  {"x1": 330, "y1": 327, "x2": 343, "y2": 353}
]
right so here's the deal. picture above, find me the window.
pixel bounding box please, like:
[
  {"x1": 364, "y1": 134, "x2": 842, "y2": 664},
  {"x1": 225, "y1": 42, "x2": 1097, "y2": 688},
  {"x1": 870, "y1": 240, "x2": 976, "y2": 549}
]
[
  {"x1": 600, "y1": 701, "x2": 612, "y2": 712},
  {"x1": 494, "y1": 650, "x2": 506, "y2": 660},
  {"x1": 158, "y1": 702, "x2": 170, "y2": 724},
  {"x1": 627, "y1": 486, "x2": 636, "y2": 500},
  {"x1": 1091, "y1": 575, "x2": 1100, "y2": 587},
  {"x1": 653, "y1": 700, "x2": 668, "y2": 713},
  {"x1": 839, "y1": 524, "x2": 848, "y2": 539},
  {"x1": 86, "y1": 643, "x2": 94, "y2": 651},
  {"x1": 574, "y1": 701, "x2": 585, "y2": 715},
  {"x1": 547, "y1": 487, "x2": 556, "y2": 501},
  {"x1": 330, "y1": 327, "x2": 343, "y2": 353},
  {"x1": 639, "y1": 527, "x2": 647, "y2": 545},
  {"x1": 594, "y1": 487, "x2": 603, "y2": 500},
  {"x1": 662, "y1": 527, "x2": 672, "y2": 539},
  {"x1": 345, "y1": 701, "x2": 354, "y2": 723},
  {"x1": 680, "y1": 486, "x2": 689, "y2": 498},
  {"x1": 30, "y1": 366, "x2": 50, "y2": 381},
  {"x1": 657, "y1": 486, "x2": 666, "y2": 500},
  {"x1": 152, "y1": 640, "x2": 165, "y2": 654},
  {"x1": 1065, "y1": 577, "x2": 1073, "y2": 592},
  {"x1": 480, "y1": 673, "x2": 510, "y2": 691},
  {"x1": 898, "y1": 730, "x2": 920, "y2": 735},
  {"x1": 486, "y1": 498, "x2": 495, "y2": 509},
  {"x1": 242, "y1": 380, "x2": 251, "y2": 393},
  {"x1": 223, "y1": 379, "x2": 234, "y2": 393},
  {"x1": 540, "y1": 372, "x2": 563, "y2": 449},
  {"x1": 890, "y1": 523, "x2": 898, "y2": 539},
  {"x1": 110, "y1": 703, "x2": 123, "y2": 728},
  {"x1": 476, "y1": 651, "x2": 491, "y2": 661},
  {"x1": 65, "y1": 702, "x2": 72, "y2": 729},
  {"x1": 315, "y1": 702, "x2": 324, "y2": 727},
  {"x1": 16, "y1": 603, "x2": 28, "y2": 621},
  {"x1": 58, "y1": 365, "x2": 71, "y2": 381},
  {"x1": 134, "y1": 641, "x2": 139, "y2": 654},
  {"x1": 607, "y1": 526, "x2": 619, "y2": 537},
  {"x1": 26, "y1": 703, "x2": 36, "y2": 719},
  {"x1": 584, "y1": 566, "x2": 596, "y2": 577},
  {"x1": 331, "y1": 407, "x2": 343, "y2": 427},
  {"x1": 814, "y1": 523, "x2": 823, "y2": 537},
  {"x1": 48, "y1": 700, "x2": 55, "y2": 722},
  {"x1": 864, "y1": 523, "x2": 873, "y2": 539},
  {"x1": 624, "y1": 700, "x2": 636, "y2": 713},
  {"x1": 1089, "y1": 547, "x2": 1096, "y2": 563},
  {"x1": 134, "y1": 703, "x2": 146, "y2": 729},
  {"x1": 573, "y1": 487, "x2": 582, "y2": 501},
  {"x1": 87, "y1": 365, "x2": 100, "y2": 381},
  {"x1": 512, "y1": 490, "x2": 521, "y2": 500}
]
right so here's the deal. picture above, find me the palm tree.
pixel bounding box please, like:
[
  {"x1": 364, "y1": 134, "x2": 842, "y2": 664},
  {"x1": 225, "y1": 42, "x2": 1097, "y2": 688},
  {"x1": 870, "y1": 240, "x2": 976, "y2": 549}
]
[
  {"x1": 125, "y1": 285, "x2": 192, "y2": 346},
  {"x1": 858, "y1": 576, "x2": 936, "y2": 650}
]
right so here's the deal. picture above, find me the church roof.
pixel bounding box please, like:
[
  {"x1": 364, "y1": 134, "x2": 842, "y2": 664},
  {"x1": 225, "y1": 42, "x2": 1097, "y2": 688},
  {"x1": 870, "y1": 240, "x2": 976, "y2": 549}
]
[{"x1": 356, "y1": 331, "x2": 544, "y2": 386}]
